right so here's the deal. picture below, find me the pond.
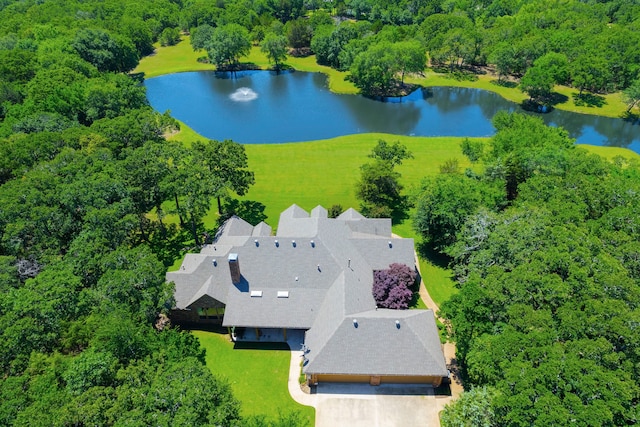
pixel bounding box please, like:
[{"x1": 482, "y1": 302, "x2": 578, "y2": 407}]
[{"x1": 145, "y1": 70, "x2": 640, "y2": 153}]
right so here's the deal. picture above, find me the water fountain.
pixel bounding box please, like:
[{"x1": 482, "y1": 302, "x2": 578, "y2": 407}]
[{"x1": 230, "y1": 87, "x2": 258, "y2": 102}]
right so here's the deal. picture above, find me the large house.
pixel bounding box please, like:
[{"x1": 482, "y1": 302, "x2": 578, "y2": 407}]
[{"x1": 167, "y1": 204, "x2": 448, "y2": 386}]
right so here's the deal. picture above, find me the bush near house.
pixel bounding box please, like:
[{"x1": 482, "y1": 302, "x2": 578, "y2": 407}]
[{"x1": 372, "y1": 263, "x2": 417, "y2": 309}]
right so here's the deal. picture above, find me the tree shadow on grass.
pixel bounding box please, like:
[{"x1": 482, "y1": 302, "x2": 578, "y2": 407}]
[
  {"x1": 622, "y1": 111, "x2": 639, "y2": 123},
  {"x1": 391, "y1": 207, "x2": 411, "y2": 226},
  {"x1": 546, "y1": 91, "x2": 569, "y2": 106},
  {"x1": 233, "y1": 341, "x2": 290, "y2": 351},
  {"x1": 409, "y1": 271, "x2": 423, "y2": 309},
  {"x1": 417, "y1": 240, "x2": 452, "y2": 268},
  {"x1": 490, "y1": 79, "x2": 517, "y2": 89},
  {"x1": 390, "y1": 196, "x2": 412, "y2": 226},
  {"x1": 573, "y1": 92, "x2": 606, "y2": 108},
  {"x1": 218, "y1": 199, "x2": 268, "y2": 226}
]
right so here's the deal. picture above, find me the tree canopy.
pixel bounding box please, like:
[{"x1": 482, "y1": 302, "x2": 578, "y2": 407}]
[
  {"x1": 415, "y1": 113, "x2": 640, "y2": 426},
  {"x1": 0, "y1": 2, "x2": 266, "y2": 423},
  {"x1": 355, "y1": 139, "x2": 413, "y2": 220}
]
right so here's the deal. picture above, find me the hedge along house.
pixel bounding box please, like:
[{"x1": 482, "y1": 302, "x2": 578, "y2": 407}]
[{"x1": 167, "y1": 204, "x2": 448, "y2": 386}]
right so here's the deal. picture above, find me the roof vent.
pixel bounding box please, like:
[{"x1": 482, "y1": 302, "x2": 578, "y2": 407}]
[
  {"x1": 277, "y1": 291, "x2": 289, "y2": 298},
  {"x1": 395, "y1": 320, "x2": 401, "y2": 329},
  {"x1": 353, "y1": 319, "x2": 358, "y2": 328},
  {"x1": 250, "y1": 290, "x2": 263, "y2": 297}
]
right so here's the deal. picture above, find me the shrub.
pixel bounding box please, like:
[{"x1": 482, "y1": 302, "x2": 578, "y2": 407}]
[{"x1": 372, "y1": 263, "x2": 417, "y2": 309}]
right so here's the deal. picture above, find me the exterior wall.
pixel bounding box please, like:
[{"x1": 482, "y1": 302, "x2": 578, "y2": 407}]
[
  {"x1": 380, "y1": 375, "x2": 443, "y2": 386},
  {"x1": 310, "y1": 374, "x2": 443, "y2": 387},
  {"x1": 169, "y1": 308, "x2": 201, "y2": 324},
  {"x1": 312, "y1": 374, "x2": 371, "y2": 384},
  {"x1": 171, "y1": 295, "x2": 226, "y2": 325}
]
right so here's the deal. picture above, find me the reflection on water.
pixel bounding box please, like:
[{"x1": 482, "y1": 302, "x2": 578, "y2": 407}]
[{"x1": 145, "y1": 70, "x2": 640, "y2": 152}]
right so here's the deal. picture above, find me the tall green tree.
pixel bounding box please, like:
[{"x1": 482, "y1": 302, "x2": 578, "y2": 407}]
[
  {"x1": 261, "y1": 32, "x2": 288, "y2": 70},
  {"x1": 519, "y1": 64, "x2": 555, "y2": 102},
  {"x1": 192, "y1": 139, "x2": 255, "y2": 214},
  {"x1": 622, "y1": 78, "x2": 640, "y2": 113},
  {"x1": 355, "y1": 139, "x2": 412, "y2": 219},
  {"x1": 393, "y1": 40, "x2": 426, "y2": 85},
  {"x1": 413, "y1": 174, "x2": 505, "y2": 250},
  {"x1": 72, "y1": 28, "x2": 138, "y2": 73},
  {"x1": 349, "y1": 42, "x2": 396, "y2": 95},
  {"x1": 206, "y1": 24, "x2": 251, "y2": 69}
]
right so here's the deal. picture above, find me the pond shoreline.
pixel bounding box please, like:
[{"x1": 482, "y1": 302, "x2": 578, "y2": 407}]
[
  {"x1": 145, "y1": 70, "x2": 640, "y2": 152},
  {"x1": 134, "y1": 37, "x2": 636, "y2": 120}
]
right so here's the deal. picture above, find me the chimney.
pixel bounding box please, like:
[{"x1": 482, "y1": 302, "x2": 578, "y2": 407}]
[{"x1": 228, "y1": 253, "x2": 241, "y2": 284}]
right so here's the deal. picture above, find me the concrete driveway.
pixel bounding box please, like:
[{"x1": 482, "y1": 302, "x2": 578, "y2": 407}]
[{"x1": 314, "y1": 383, "x2": 449, "y2": 427}]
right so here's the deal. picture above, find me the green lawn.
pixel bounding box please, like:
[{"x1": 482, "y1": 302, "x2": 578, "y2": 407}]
[
  {"x1": 576, "y1": 144, "x2": 639, "y2": 160},
  {"x1": 133, "y1": 37, "x2": 215, "y2": 78},
  {"x1": 191, "y1": 330, "x2": 315, "y2": 424},
  {"x1": 241, "y1": 134, "x2": 476, "y2": 225}
]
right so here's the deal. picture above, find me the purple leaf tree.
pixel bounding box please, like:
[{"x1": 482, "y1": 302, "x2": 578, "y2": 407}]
[{"x1": 372, "y1": 263, "x2": 417, "y2": 309}]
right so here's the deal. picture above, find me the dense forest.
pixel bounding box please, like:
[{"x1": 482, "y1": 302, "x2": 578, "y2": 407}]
[
  {"x1": 0, "y1": 0, "x2": 639, "y2": 425},
  {"x1": 415, "y1": 113, "x2": 640, "y2": 425}
]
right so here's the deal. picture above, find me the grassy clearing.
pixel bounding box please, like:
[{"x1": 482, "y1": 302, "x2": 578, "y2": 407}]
[
  {"x1": 136, "y1": 38, "x2": 632, "y2": 117},
  {"x1": 241, "y1": 134, "x2": 476, "y2": 225},
  {"x1": 576, "y1": 144, "x2": 639, "y2": 160},
  {"x1": 167, "y1": 119, "x2": 203, "y2": 146},
  {"x1": 191, "y1": 330, "x2": 315, "y2": 424},
  {"x1": 418, "y1": 257, "x2": 458, "y2": 309},
  {"x1": 133, "y1": 37, "x2": 214, "y2": 78}
]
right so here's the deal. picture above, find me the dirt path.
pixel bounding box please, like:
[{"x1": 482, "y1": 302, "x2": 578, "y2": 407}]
[{"x1": 413, "y1": 254, "x2": 464, "y2": 400}]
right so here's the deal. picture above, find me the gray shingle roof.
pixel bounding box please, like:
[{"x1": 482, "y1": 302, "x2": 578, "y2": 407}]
[
  {"x1": 337, "y1": 208, "x2": 365, "y2": 220},
  {"x1": 252, "y1": 222, "x2": 272, "y2": 236},
  {"x1": 168, "y1": 204, "x2": 446, "y2": 379},
  {"x1": 304, "y1": 310, "x2": 447, "y2": 377},
  {"x1": 311, "y1": 205, "x2": 328, "y2": 218},
  {"x1": 221, "y1": 236, "x2": 343, "y2": 328}
]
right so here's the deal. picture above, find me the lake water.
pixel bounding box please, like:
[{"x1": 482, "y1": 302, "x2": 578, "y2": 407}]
[{"x1": 145, "y1": 70, "x2": 640, "y2": 153}]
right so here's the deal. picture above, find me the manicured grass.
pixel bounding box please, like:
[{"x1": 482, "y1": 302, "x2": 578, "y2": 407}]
[
  {"x1": 418, "y1": 257, "x2": 458, "y2": 309},
  {"x1": 241, "y1": 134, "x2": 476, "y2": 225},
  {"x1": 133, "y1": 37, "x2": 214, "y2": 78},
  {"x1": 167, "y1": 119, "x2": 207, "y2": 146},
  {"x1": 191, "y1": 330, "x2": 315, "y2": 424},
  {"x1": 577, "y1": 144, "x2": 639, "y2": 161}
]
